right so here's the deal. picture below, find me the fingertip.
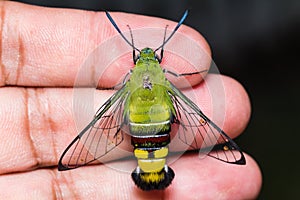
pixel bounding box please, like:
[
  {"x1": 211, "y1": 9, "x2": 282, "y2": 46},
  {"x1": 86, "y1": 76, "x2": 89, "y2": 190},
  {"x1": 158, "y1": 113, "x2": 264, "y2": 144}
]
[
  {"x1": 243, "y1": 153, "x2": 263, "y2": 198},
  {"x1": 222, "y1": 75, "x2": 251, "y2": 138},
  {"x1": 167, "y1": 153, "x2": 261, "y2": 199}
]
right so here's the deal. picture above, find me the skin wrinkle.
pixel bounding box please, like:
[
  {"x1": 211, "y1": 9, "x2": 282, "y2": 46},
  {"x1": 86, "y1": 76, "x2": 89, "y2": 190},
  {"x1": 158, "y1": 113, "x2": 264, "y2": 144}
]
[
  {"x1": 54, "y1": 170, "x2": 80, "y2": 199},
  {"x1": 16, "y1": 35, "x2": 25, "y2": 85},
  {"x1": 23, "y1": 88, "x2": 40, "y2": 169},
  {"x1": 50, "y1": 170, "x2": 66, "y2": 200},
  {"x1": 1, "y1": 2, "x2": 29, "y2": 87},
  {"x1": 48, "y1": 118, "x2": 59, "y2": 166},
  {"x1": 45, "y1": 89, "x2": 59, "y2": 165},
  {"x1": 0, "y1": 2, "x2": 6, "y2": 86},
  {"x1": 2, "y1": 2, "x2": 22, "y2": 86},
  {"x1": 29, "y1": 88, "x2": 61, "y2": 168},
  {"x1": 24, "y1": 88, "x2": 61, "y2": 170},
  {"x1": 50, "y1": 170, "x2": 62, "y2": 200}
]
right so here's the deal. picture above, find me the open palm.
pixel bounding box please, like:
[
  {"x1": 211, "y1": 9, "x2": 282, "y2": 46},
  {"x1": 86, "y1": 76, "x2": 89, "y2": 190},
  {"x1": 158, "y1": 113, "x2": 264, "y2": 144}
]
[{"x1": 0, "y1": 2, "x2": 261, "y2": 199}]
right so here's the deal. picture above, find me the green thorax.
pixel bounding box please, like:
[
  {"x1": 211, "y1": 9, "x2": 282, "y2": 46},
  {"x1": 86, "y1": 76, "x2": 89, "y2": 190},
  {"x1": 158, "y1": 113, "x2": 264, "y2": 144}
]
[{"x1": 125, "y1": 48, "x2": 175, "y2": 135}]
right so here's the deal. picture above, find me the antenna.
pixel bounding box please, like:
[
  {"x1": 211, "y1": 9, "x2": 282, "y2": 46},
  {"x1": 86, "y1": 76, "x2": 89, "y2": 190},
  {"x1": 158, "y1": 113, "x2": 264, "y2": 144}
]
[
  {"x1": 105, "y1": 11, "x2": 141, "y2": 53},
  {"x1": 154, "y1": 10, "x2": 189, "y2": 53}
]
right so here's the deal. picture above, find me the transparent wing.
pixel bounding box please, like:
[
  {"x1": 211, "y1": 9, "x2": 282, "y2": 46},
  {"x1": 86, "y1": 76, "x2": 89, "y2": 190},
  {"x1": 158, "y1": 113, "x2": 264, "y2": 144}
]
[
  {"x1": 58, "y1": 86, "x2": 129, "y2": 170},
  {"x1": 169, "y1": 83, "x2": 246, "y2": 165}
]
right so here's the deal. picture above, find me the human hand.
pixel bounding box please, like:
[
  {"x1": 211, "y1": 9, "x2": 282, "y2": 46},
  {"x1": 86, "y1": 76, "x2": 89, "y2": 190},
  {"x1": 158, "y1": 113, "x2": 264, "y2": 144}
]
[{"x1": 0, "y1": 2, "x2": 261, "y2": 199}]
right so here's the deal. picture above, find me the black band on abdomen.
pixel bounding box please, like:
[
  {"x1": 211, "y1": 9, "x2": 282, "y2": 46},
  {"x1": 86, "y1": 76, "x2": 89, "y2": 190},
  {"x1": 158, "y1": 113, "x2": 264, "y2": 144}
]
[{"x1": 131, "y1": 133, "x2": 170, "y2": 148}]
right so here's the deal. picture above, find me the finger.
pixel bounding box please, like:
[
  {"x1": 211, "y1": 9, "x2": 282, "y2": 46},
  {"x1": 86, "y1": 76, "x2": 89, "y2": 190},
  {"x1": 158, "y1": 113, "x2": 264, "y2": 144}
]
[
  {"x1": 185, "y1": 74, "x2": 251, "y2": 139},
  {"x1": 0, "y1": 154, "x2": 261, "y2": 199},
  {"x1": 0, "y1": 74, "x2": 250, "y2": 174},
  {"x1": 165, "y1": 153, "x2": 262, "y2": 199},
  {"x1": 0, "y1": 2, "x2": 210, "y2": 88}
]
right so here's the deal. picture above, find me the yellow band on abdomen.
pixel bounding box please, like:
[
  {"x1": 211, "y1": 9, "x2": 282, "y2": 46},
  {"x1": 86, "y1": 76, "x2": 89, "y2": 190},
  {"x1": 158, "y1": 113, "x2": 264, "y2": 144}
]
[
  {"x1": 134, "y1": 147, "x2": 169, "y2": 159},
  {"x1": 138, "y1": 159, "x2": 166, "y2": 173},
  {"x1": 154, "y1": 147, "x2": 168, "y2": 158},
  {"x1": 134, "y1": 149, "x2": 148, "y2": 159}
]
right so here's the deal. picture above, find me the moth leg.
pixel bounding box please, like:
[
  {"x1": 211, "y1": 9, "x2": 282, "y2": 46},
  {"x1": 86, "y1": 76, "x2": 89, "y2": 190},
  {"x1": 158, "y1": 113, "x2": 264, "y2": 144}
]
[
  {"x1": 163, "y1": 69, "x2": 208, "y2": 77},
  {"x1": 156, "y1": 25, "x2": 169, "y2": 63},
  {"x1": 127, "y1": 25, "x2": 139, "y2": 64}
]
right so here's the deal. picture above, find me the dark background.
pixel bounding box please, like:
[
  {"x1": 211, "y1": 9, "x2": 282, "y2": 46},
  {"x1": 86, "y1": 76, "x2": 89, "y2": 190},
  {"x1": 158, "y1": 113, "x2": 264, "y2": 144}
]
[{"x1": 12, "y1": 0, "x2": 300, "y2": 199}]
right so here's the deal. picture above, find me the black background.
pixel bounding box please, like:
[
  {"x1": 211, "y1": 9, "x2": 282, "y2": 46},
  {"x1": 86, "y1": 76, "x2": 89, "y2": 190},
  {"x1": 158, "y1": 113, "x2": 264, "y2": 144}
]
[{"x1": 12, "y1": 0, "x2": 300, "y2": 199}]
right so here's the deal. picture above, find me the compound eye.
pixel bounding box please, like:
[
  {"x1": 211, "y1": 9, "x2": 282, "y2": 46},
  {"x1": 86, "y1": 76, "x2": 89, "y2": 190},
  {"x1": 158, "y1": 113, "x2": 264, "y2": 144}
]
[{"x1": 143, "y1": 48, "x2": 152, "y2": 54}]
